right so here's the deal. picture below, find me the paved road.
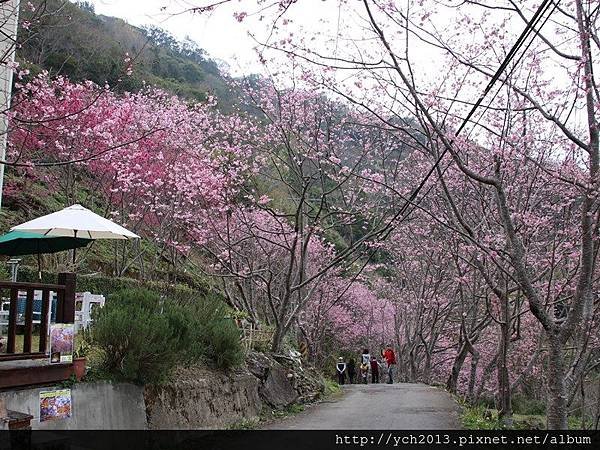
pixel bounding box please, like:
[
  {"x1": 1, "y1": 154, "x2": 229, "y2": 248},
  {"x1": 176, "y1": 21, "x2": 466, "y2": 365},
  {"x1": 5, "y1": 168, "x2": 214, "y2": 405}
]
[{"x1": 264, "y1": 383, "x2": 462, "y2": 430}]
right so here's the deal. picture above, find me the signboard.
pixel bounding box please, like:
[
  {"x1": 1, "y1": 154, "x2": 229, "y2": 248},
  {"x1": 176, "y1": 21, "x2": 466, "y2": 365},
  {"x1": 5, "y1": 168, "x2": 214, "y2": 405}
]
[
  {"x1": 49, "y1": 323, "x2": 74, "y2": 364},
  {"x1": 39, "y1": 389, "x2": 72, "y2": 422}
]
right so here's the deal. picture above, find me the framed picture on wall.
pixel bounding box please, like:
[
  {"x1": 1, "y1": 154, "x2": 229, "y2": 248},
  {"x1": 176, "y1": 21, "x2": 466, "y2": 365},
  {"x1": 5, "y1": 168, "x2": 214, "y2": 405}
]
[
  {"x1": 39, "y1": 389, "x2": 72, "y2": 422},
  {"x1": 49, "y1": 323, "x2": 74, "y2": 364}
]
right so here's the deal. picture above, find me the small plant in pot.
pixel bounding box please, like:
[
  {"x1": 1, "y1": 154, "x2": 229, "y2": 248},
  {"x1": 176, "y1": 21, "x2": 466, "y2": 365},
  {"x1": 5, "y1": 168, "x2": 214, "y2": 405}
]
[{"x1": 73, "y1": 338, "x2": 92, "y2": 381}]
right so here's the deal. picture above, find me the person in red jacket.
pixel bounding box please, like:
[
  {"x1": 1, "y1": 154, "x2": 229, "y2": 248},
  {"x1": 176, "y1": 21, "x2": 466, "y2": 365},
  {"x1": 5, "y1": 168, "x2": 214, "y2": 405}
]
[
  {"x1": 383, "y1": 345, "x2": 396, "y2": 384},
  {"x1": 369, "y1": 356, "x2": 380, "y2": 383}
]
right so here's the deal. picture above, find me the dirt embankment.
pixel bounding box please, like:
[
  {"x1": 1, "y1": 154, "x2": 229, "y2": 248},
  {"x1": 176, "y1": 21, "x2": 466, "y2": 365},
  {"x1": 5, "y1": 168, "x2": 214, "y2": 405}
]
[{"x1": 145, "y1": 352, "x2": 325, "y2": 429}]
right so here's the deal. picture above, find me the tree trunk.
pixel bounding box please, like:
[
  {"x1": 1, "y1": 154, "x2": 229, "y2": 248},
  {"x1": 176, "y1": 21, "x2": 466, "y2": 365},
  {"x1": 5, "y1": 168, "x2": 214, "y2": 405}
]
[
  {"x1": 409, "y1": 346, "x2": 418, "y2": 382},
  {"x1": 423, "y1": 349, "x2": 432, "y2": 383},
  {"x1": 546, "y1": 334, "x2": 568, "y2": 429},
  {"x1": 447, "y1": 341, "x2": 469, "y2": 393},
  {"x1": 468, "y1": 351, "x2": 480, "y2": 403},
  {"x1": 271, "y1": 325, "x2": 285, "y2": 353},
  {"x1": 496, "y1": 298, "x2": 512, "y2": 426},
  {"x1": 496, "y1": 322, "x2": 512, "y2": 426}
]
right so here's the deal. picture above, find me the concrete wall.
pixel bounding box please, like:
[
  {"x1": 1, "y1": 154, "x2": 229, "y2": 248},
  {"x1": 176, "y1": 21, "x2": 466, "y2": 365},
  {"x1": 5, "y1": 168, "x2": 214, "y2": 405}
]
[
  {"x1": 0, "y1": 382, "x2": 147, "y2": 430},
  {"x1": 1, "y1": 355, "x2": 324, "y2": 430}
]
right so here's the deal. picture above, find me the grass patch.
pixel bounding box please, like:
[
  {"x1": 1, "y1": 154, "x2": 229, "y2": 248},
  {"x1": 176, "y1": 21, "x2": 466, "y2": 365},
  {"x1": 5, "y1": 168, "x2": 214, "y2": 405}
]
[
  {"x1": 0, "y1": 332, "x2": 87, "y2": 354},
  {"x1": 323, "y1": 378, "x2": 342, "y2": 399},
  {"x1": 461, "y1": 404, "x2": 501, "y2": 430},
  {"x1": 270, "y1": 403, "x2": 305, "y2": 420},
  {"x1": 460, "y1": 401, "x2": 591, "y2": 430},
  {"x1": 228, "y1": 417, "x2": 261, "y2": 430}
]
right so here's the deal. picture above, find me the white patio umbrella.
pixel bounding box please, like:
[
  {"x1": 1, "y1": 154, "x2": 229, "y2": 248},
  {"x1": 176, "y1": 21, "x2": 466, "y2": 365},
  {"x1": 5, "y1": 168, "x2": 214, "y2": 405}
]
[
  {"x1": 11, "y1": 204, "x2": 139, "y2": 264},
  {"x1": 11, "y1": 204, "x2": 139, "y2": 240}
]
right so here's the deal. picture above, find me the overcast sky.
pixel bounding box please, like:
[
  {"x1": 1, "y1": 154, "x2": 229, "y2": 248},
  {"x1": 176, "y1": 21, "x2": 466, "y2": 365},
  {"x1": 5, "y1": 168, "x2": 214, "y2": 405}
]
[
  {"x1": 86, "y1": 0, "x2": 572, "y2": 127},
  {"x1": 89, "y1": 0, "x2": 349, "y2": 75}
]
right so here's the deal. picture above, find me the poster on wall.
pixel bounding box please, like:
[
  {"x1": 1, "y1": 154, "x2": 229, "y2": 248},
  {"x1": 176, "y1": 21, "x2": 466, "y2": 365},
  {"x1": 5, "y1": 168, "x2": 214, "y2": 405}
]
[
  {"x1": 49, "y1": 323, "x2": 74, "y2": 364},
  {"x1": 39, "y1": 389, "x2": 72, "y2": 422}
]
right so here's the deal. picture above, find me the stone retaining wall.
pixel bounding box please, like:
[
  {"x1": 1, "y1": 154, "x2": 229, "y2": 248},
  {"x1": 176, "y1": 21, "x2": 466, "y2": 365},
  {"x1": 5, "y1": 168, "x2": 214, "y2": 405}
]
[
  {"x1": 0, "y1": 352, "x2": 325, "y2": 430},
  {"x1": 145, "y1": 366, "x2": 262, "y2": 429}
]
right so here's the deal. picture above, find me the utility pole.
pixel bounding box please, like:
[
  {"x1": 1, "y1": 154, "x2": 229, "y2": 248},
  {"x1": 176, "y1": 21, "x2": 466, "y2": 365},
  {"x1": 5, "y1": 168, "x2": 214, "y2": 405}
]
[{"x1": 0, "y1": 0, "x2": 20, "y2": 210}]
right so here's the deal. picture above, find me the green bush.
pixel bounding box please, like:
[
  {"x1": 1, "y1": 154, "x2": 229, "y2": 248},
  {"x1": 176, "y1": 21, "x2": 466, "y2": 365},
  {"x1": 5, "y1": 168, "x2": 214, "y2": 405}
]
[
  {"x1": 15, "y1": 266, "x2": 207, "y2": 302},
  {"x1": 512, "y1": 394, "x2": 546, "y2": 415},
  {"x1": 89, "y1": 288, "x2": 243, "y2": 384},
  {"x1": 177, "y1": 294, "x2": 244, "y2": 369},
  {"x1": 89, "y1": 289, "x2": 183, "y2": 383},
  {"x1": 461, "y1": 404, "x2": 500, "y2": 430}
]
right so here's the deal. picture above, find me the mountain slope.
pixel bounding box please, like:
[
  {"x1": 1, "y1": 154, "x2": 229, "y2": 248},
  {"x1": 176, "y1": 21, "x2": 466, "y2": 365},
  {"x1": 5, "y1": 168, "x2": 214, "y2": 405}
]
[{"x1": 18, "y1": 0, "x2": 237, "y2": 107}]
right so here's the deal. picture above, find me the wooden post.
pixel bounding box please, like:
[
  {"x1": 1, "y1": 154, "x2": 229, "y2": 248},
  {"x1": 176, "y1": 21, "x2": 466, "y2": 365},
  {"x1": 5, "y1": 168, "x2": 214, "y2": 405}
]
[
  {"x1": 39, "y1": 289, "x2": 50, "y2": 353},
  {"x1": 57, "y1": 272, "x2": 76, "y2": 323},
  {"x1": 6, "y1": 287, "x2": 17, "y2": 353},
  {"x1": 23, "y1": 289, "x2": 33, "y2": 353}
]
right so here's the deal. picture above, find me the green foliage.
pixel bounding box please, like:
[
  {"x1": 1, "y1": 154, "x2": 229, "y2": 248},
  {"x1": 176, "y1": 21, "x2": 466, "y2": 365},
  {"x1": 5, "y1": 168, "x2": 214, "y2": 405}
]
[
  {"x1": 0, "y1": 264, "x2": 9, "y2": 281},
  {"x1": 18, "y1": 0, "x2": 240, "y2": 110},
  {"x1": 460, "y1": 400, "x2": 584, "y2": 430},
  {"x1": 270, "y1": 403, "x2": 305, "y2": 419},
  {"x1": 461, "y1": 404, "x2": 502, "y2": 430},
  {"x1": 74, "y1": 334, "x2": 93, "y2": 359},
  {"x1": 512, "y1": 414, "x2": 546, "y2": 430},
  {"x1": 60, "y1": 374, "x2": 79, "y2": 389},
  {"x1": 89, "y1": 288, "x2": 243, "y2": 384},
  {"x1": 512, "y1": 394, "x2": 546, "y2": 416},
  {"x1": 323, "y1": 378, "x2": 342, "y2": 398},
  {"x1": 228, "y1": 418, "x2": 261, "y2": 430},
  {"x1": 14, "y1": 265, "x2": 208, "y2": 302},
  {"x1": 179, "y1": 294, "x2": 245, "y2": 369},
  {"x1": 286, "y1": 404, "x2": 305, "y2": 414},
  {"x1": 89, "y1": 288, "x2": 182, "y2": 384}
]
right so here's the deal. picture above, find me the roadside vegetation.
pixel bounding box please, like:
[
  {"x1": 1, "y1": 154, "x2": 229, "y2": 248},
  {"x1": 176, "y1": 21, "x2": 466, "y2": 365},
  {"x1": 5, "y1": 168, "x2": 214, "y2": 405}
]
[
  {"x1": 87, "y1": 288, "x2": 242, "y2": 384},
  {"x1": 460, "y1": 399, "x2": 596, "y2": 431}
]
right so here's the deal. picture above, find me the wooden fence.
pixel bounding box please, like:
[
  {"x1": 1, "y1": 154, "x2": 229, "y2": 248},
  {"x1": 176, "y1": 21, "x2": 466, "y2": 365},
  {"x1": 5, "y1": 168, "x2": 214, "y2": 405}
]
[
  {"x1": 239, "y1": 324, "x2": 274, "y2": 351},
  {"x1": 0, "y1": 273, "x2": 76, "y2": 361}
]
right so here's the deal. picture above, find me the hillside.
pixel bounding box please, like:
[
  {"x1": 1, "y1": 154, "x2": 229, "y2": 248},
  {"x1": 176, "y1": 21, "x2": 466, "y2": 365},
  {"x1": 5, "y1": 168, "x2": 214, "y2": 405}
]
[
  {"x1": 3, "y1": 0, "x2": 247, "y2": 282},
  {"x1": 18, "y1": 0, "x2": 238, "y2": 108},
  {"x1": 5, "y1": 0, "x2": 388, "y2": 282}
]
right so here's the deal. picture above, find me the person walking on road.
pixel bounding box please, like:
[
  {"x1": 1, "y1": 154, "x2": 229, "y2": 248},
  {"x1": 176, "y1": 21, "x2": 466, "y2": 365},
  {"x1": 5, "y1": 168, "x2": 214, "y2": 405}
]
[
  {"x1": 359, "y1": 362, "x2": 369, "y2": 384},
  {"x1": 361, "y1": 348, "x2": 371, "y2": 366},
  {"x1": 347, "y1": 358, "x2": 356, "y2": 384},
  {"x1": 336, "y1": 357, "x2": 347, "y2": 385},
  {"x1": 383, "y1": 345, "x2": 396, "y2": 384},
  {"x1": 370, "y1": 356, "x2": 380, "y2": 384}
]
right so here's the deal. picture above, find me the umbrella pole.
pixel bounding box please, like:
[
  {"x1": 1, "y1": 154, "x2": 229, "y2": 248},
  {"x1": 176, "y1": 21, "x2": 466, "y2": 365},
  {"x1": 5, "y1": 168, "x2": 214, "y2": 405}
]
[
  {"x1": 37, "y1": 240, "x2": 42, "y2": 281},
  {"x1": 72, "y1": 230, "x2": 77, "y2": 266}
]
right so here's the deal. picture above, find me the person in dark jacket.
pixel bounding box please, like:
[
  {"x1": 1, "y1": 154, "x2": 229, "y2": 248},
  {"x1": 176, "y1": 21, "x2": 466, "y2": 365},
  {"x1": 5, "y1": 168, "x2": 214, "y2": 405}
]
[
  {"x1": 370, "y1": 356, "x2": 380, "y2": 383},
  {"x1": 347, "y1": 358, "x2": 356, "y2": 384}
]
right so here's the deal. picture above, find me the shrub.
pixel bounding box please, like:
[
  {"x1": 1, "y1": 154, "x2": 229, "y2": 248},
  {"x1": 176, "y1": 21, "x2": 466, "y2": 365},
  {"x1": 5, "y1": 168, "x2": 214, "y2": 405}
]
[
  {"x1": 460, "y1": 404, "x2": 500, "y2": 430},
  {"x1": 89, "y1": 289, "x2": 183, "y2": 384},
  {"x1": 17, "y1": 266, "x2": 207, "y2": 302},
  {"x1": 512, "y1": 394, "x2": 546, "y2": 416},
  {"x1": 178, "y1": 294, "x2": 244, "y2": 369},
  {"x1": 89, "y1": 288, "x2": 243, "y2": 384}
]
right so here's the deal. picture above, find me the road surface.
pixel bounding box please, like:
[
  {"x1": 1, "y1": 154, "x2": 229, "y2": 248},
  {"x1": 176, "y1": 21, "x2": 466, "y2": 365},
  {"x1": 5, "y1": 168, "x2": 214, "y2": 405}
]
[{"x1": 264, "y1": 383, "x2": 462, "y2": 429}]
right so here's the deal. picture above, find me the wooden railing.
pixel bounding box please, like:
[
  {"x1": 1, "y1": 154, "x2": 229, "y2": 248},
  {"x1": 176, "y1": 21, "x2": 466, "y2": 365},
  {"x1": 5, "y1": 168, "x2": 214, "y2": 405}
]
[
  {"x1": 0, "y1": 273, "x2": 75, "y2": 361},
  {"x1": 239, "y1": 324, "x2": 274, "y2": 351}
]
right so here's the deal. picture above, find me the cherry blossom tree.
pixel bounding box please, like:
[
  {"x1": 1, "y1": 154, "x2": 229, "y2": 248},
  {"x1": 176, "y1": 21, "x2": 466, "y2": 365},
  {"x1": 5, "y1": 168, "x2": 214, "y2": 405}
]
[
  {"x1": 209, "y1": 0, "x2": 599, "y2": 429},
  {"x1": 6, "y1": 73, "x2": 256, "y2": 276}
]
